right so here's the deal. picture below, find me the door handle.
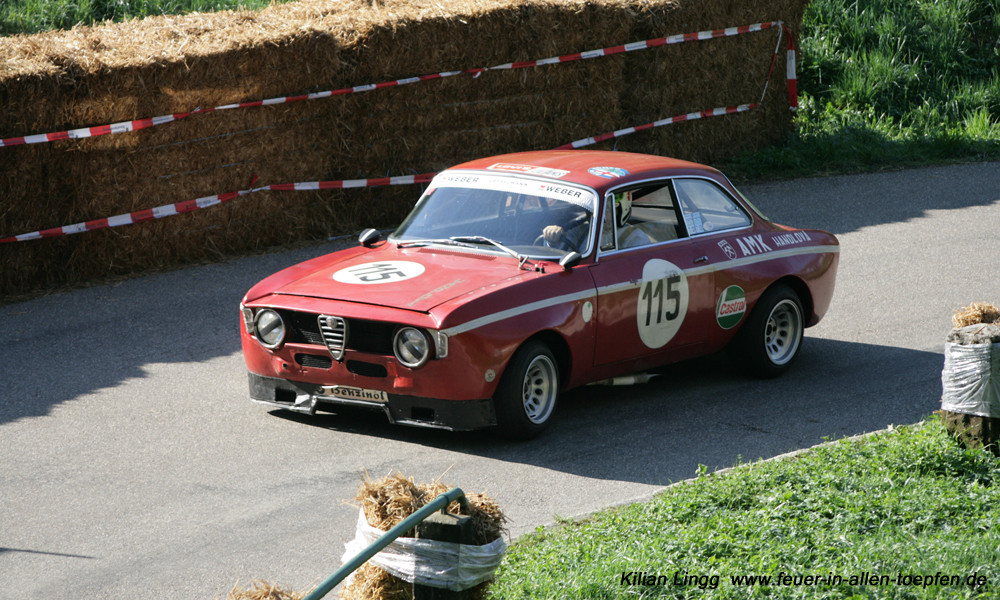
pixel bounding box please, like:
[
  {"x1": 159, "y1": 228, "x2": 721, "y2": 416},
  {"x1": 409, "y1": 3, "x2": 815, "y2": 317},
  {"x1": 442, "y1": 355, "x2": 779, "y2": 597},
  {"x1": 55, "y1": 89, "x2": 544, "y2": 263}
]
[{"x1": 694, "y1": 256, "x2": 709, "y2": 264}]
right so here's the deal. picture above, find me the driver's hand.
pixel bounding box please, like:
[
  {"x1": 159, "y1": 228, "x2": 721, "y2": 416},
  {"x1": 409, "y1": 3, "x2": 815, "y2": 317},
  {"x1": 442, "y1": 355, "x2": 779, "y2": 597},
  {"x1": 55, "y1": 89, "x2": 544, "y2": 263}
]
[{"x1": 543, "y1": 225, "x2": 564, "y2": 244}]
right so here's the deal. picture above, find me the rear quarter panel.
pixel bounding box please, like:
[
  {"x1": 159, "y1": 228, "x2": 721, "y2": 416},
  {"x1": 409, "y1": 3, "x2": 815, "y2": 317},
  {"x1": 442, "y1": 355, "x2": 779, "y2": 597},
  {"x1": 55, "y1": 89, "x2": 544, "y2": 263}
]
[{"x1": 711, "y1": 226, "x2": 839, "y2": 353}]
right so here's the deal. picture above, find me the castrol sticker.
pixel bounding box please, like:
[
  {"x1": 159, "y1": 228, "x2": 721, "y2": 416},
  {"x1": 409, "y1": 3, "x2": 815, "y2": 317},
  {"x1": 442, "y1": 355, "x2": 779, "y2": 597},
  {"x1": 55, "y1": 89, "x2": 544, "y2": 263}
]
[
  {"x1": 333, "y1": 261, "x2": 425, "y2": 284},
  {"x1": 636, "y1": 259, "x2": 689, "y2": 348},
  {"x1": 716, "y1": 285, "x2": 747, "y2": 329}
]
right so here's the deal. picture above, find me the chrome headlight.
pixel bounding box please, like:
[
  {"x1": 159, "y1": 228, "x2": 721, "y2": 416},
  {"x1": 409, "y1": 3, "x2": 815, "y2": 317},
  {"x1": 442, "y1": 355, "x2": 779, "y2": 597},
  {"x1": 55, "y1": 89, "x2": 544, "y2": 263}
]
[
  {"x1": 394, "y1": 327, "x2": 431, "y2": 368},
  {"x1": 254, "y1": 309, "x2": 286, "y2": 349}
]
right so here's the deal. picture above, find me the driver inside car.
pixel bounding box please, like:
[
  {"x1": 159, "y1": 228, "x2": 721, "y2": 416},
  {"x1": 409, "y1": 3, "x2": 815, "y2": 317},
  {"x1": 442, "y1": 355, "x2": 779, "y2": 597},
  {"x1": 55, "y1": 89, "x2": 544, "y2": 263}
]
[
  {"x1": 540, "y1": 206, "x2": 592, "y2": 252},
  {"x1": 546, "y1": 191, "x2": 647, "y2": 251}
]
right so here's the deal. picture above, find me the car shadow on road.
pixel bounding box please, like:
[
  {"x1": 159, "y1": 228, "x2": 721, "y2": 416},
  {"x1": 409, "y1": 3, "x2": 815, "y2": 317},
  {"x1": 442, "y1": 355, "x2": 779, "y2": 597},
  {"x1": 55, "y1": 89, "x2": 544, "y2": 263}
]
[{"x1": 271, "y1": 337, "x2": 944, "y2": 487}]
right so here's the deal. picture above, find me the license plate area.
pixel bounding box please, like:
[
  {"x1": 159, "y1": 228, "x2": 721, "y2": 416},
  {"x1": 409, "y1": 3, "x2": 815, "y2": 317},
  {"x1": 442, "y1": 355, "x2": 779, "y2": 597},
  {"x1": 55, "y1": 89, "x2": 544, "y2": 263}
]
[{"x1": 319, "y1": 385, "x2": 388, "y2": 403}]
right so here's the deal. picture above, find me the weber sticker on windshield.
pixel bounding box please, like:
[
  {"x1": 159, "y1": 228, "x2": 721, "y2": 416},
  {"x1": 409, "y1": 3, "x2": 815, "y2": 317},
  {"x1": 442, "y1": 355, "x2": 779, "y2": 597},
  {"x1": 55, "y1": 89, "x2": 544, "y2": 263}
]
[
  {"x1": 636, "y1": 259, "x2": 689, "y2": 348},
  {"x1": 333, "y1": 261, "x2": 425, "y2": 284}
]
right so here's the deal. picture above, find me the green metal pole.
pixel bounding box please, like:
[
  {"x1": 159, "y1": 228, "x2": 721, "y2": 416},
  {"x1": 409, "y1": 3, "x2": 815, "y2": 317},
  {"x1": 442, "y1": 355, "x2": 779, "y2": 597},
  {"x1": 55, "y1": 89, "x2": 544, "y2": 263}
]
[{"x1": 302, "y1": 487, "x2": 466, "y2": 600}]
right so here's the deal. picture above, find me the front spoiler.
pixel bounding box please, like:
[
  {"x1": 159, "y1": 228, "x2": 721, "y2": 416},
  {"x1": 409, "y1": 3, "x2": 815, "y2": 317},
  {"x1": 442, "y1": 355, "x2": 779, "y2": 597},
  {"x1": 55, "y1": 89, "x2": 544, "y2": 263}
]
[{"x1": 247, "y1": 373, "x2": 496, "y2": 431}]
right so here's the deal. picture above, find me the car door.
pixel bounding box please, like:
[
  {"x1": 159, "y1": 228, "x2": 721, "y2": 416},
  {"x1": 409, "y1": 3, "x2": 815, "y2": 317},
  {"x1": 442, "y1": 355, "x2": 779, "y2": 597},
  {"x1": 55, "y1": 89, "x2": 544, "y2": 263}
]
[
  {"x1": 672, "y1": 177, "x2": 757, "y2": 338},
  {"x1": 586, "y1": 179, "x2": 719, "y2": 369}
]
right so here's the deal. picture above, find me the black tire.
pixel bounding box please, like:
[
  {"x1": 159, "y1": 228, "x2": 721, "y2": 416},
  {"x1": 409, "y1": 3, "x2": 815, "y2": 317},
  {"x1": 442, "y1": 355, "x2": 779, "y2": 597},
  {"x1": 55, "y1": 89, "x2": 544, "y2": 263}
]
[
  {"x1": 494, "y1": 341, "x2": 559, "y2": 439},
  {"x1": 731, "y1": 284, "x2": 804, "y2": 378}
]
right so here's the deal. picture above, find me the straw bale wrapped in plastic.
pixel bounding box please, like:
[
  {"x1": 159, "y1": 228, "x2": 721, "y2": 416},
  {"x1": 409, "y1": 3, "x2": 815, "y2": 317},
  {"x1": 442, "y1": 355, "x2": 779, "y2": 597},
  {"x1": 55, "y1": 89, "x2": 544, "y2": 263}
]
[
  {"x1": 341, "y1": 509, "x2": 506, "y2": 592},
  {"x1": 339, "y1": 472, "x2": 507, "y2": 600},
  {"x1": 941, "y1": 337, "x2": 1000, "y2": 418},
  {"x1": 940, "y1": 308, "x2": 1000, "y2": 455}
]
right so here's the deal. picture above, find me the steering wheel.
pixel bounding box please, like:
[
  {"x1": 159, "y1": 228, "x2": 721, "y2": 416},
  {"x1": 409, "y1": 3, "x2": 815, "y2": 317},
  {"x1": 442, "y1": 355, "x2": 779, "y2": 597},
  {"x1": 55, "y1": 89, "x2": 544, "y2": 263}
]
[{"x1": 533, "y1": 211, "x2": 590, "y2": 248}]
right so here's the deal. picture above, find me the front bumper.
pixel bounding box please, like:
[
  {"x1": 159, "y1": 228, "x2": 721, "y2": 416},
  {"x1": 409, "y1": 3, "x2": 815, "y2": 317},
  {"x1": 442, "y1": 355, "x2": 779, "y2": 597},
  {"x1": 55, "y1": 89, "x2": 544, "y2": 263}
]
[{"x1": 248, "y1": 373, "x2": 496, "y2": 431}]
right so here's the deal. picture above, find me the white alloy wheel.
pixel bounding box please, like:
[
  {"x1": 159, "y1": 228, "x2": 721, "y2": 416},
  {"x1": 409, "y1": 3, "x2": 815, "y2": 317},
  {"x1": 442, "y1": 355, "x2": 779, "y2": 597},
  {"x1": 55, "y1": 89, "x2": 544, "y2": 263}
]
[
  {"x1": 495, "y1": 341, "x2": 560, "y2": 438},
  {"x1": 730, "y1": 284, "x2": 805, "y2": 378},
  {"x1": 522, "y1": 354, "x2": 558, "y2": 424},
  {"x1": 764, "y1": 299, "x2": 803, "y2": 366}
]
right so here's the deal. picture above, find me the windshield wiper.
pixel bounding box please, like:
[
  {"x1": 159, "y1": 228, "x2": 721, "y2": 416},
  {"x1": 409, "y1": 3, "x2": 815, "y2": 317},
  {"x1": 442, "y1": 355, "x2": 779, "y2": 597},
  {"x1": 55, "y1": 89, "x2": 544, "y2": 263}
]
[
  {"x1": 397, "y1": 236, "x2": 537, "y2": 270},
  {"x1": 396, "y1": 238, "x2": 479, "y2": 250},
  {"x1": 449, "y1": 236, "x2": 535, "y2": 270}
]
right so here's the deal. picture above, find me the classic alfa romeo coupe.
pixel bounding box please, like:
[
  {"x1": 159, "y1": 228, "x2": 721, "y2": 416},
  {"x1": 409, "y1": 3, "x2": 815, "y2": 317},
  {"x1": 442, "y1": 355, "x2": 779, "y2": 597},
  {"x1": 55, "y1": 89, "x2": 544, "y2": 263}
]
[{"x1": 240, "y1": 150, "x2": 839, "y2": 437}]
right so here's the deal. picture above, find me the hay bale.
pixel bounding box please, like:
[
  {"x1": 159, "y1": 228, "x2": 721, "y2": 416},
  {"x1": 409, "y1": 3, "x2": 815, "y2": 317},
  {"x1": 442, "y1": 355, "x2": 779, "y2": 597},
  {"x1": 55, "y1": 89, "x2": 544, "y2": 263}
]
[
  {"x1": 0, "y1": 0, "x2": 807, "y2": 300},
  {"x1": 953, "y1": 302, "x2": 1000, "y2": 328},
  {"x1": 342, "y1": 472, "x2": 507, "y2": 600}
]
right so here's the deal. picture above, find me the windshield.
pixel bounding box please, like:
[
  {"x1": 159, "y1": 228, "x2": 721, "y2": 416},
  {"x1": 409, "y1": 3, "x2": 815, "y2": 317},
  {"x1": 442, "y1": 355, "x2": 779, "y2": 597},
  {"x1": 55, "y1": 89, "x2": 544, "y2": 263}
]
[{"x1": 391, "y1": 171, "x2": 598, "y2": 259}]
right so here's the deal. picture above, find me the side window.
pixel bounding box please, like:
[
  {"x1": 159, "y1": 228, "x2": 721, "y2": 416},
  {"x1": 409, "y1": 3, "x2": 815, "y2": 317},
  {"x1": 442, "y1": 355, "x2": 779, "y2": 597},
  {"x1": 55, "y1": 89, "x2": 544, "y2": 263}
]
[
  {"x1": 674, "y1": 178, "x2": 751, "y2": 235},
  {"x1": 600, "y1": 182, "x2": 684, "y2": 253},
  {"x1": 628, "y1": 184, "x2": 683, "y2": 245},
  {"x1": 599, "y1": 195, "x2": 616, "y2": 252}
]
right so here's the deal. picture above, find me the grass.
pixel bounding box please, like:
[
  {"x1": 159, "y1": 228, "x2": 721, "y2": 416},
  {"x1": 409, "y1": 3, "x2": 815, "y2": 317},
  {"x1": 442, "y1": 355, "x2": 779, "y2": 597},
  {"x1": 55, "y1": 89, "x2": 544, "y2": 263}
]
[
  {"x1": 722, "y1": 0, "x2": 1000, "y2": 180},
  {"x1": 2, "y1": 0, "x2": 998, "y2": 180},
  {"x1": 487, "y1": 418, "x2": 1000, "y2": 599}
]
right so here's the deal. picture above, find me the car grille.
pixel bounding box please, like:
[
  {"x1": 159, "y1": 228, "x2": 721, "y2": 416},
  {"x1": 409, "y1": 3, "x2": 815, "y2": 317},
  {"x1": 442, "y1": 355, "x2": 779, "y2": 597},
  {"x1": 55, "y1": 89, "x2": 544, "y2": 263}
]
[
  {"x1": 296, "y1": 353, "x2": 334, "y2": 369},
  {"x1": 283, "y1": 311, "x2": 326, "y2": 345},
  {"x1": 277, "y1": 309, "x2": 396, "y2": 358},
  {"x1": 318, "y1": 315, "x2": 348, "y2": 361}
]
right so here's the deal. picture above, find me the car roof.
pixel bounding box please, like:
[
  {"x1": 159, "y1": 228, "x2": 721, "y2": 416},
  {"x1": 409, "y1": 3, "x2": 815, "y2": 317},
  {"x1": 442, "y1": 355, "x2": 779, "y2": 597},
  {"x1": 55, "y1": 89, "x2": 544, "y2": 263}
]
[{"x1": 447, "y1": 150, "x2": 724, "y2": 192}]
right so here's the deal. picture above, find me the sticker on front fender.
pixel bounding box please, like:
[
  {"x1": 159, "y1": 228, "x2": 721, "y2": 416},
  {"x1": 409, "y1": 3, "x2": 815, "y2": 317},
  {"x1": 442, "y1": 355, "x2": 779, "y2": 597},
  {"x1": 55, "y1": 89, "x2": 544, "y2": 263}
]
[{"x1": 319, "y1": 385, "x2": 389, "y2": 402}]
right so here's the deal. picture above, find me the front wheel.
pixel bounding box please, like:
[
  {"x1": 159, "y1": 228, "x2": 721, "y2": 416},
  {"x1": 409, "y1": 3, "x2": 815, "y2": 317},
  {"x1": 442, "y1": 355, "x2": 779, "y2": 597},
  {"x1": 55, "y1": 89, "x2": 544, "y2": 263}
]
[
  {"x1": 731, "y1": 285, "x2": 804, "y2": 378},
  {"x1": 494, "y1": 341, "x2": 559, "y2": 439}
]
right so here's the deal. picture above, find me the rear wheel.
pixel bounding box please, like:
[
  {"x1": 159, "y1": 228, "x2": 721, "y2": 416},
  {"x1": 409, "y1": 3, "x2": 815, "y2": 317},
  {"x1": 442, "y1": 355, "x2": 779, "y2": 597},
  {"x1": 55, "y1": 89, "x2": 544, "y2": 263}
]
[
  {"x1": 731, "y1": 285, "x2": 804, "y2": 378},
  {"x1": 494, "y1": 341, "x2": 559, "y2": 439}
]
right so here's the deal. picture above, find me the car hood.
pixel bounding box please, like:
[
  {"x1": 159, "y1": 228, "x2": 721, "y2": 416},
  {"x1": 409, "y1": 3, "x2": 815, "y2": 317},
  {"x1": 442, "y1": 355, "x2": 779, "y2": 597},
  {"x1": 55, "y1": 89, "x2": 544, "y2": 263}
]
[{"x1": 266, "y1": 243, "x2": 533, "y2": 312}]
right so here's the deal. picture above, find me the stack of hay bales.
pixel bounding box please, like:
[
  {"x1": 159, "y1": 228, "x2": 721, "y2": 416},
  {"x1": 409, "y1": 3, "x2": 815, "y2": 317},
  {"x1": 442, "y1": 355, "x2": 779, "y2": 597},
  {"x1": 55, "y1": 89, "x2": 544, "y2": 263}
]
[
  {"x1": 941, "y1": 302, "x2": 1000, "y2": 456},
  {"x1": 0, "y1": 0, "x2": 807, "y2": 299},
  {"x1": 342, "y1": 472, "x2": 507, "y2": 600}
]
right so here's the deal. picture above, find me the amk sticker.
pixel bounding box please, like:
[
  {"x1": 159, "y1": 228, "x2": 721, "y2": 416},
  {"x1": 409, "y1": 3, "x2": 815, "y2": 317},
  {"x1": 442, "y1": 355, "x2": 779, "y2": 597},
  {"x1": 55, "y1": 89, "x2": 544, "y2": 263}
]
[{"x1": 716, "y1": 285, "x2": 746, "y2": 329}]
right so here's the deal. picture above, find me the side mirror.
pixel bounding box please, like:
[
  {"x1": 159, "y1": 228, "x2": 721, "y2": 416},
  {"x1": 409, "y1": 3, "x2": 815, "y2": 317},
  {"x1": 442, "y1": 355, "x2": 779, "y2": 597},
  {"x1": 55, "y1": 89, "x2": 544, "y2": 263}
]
[
  {"x1": 358, "y1": 228, "x2": 381, "y2": 247},
  {"x1": 558, "y1": 251, "x2": 581, "y2": 270}
]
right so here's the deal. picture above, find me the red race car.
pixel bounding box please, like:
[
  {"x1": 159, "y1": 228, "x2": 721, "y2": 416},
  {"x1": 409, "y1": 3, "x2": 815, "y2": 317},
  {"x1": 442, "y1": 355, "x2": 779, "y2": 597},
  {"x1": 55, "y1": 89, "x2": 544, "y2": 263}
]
[{"x1": 240, "y1": 150, "x2": 838, "y2": 438}]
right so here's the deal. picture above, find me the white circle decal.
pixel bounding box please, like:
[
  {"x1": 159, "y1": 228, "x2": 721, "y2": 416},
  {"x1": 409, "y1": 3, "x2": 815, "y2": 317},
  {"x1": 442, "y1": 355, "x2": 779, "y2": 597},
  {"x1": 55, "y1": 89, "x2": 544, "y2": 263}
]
[
  {"x1": 582, "y1": 301, "x2": 594, "y2": 323},
  {"x1": 333, "y1": 261, "x2": 425, "y2": 285},
  {"x1": 636, "y1": 259, "x2": 689, "y2": 348}
]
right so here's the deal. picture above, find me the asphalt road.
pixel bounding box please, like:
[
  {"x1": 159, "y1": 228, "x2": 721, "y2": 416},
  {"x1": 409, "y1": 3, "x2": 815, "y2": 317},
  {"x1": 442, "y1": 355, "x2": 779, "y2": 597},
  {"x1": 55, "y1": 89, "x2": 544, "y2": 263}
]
[{"x1": 1, "y1": 161, "x2": 998, "y2": 599}]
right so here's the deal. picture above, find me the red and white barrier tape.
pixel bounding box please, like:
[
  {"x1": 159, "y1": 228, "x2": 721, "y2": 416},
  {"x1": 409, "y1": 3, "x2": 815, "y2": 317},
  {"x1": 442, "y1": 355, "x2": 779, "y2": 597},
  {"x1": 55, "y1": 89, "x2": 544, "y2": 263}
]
[
  {"x1": 784, "y1": 25, "x2": 798, "y2": 110},
  {"x1": 0, "y1": 21, "x2": 791, "y2": 148},
  {"x1": 0, "y1": 100, "x2": 759, "y2": 243},
  {"x1": 485, "y1": 21, "x2": 780, "y2": 70},
  {"x1": 254, "y1": 173, "x2": 436, "y2": 193},
  {"x1": 555, "y1": 103, "x2": 759, "y2": 150},
  {"x1": 0, "y1": 174, "x2": 437, "y2": 243},
  {"x1": 1, "y1": 21, "x2": 798, "y2": 242}
]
